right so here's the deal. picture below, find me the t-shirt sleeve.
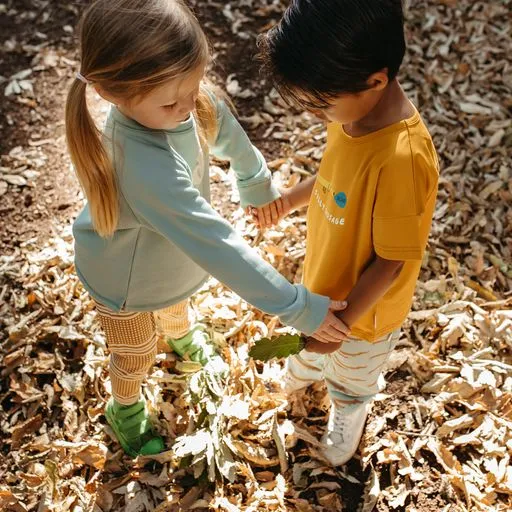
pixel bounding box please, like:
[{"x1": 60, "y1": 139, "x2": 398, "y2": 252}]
[
  {"x1": 119, "y1": 132, "x2": 329, "y2": 335},
  {"x1": 372, "y1": 145, "x2": 439, "y2": 261}
]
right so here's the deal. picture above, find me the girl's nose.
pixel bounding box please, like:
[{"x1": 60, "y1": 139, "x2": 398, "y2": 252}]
[
  {"x1": 178, "y1": 94, "x2": 196, "y2": 116},
  {"x1": 187, "y1": 91, "x2": 198, "y2": 109}
]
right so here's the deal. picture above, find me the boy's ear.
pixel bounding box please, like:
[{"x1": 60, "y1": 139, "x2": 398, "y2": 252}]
[{"x1": 367, "y1": 69, "x2": 389, "y2": 91}]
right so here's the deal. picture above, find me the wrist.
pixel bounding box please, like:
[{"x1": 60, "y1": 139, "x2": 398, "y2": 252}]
[
  {"x1": 281, "y1": 188, "x2": 297, "y2": 213},
  {"x1": 334, "y1": 308, "x2": 354, "y2": 329}
]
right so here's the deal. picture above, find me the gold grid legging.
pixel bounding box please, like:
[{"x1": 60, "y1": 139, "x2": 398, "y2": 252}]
[{"x1": 95, "y1": 300, "x2": 193, "y2": 405}]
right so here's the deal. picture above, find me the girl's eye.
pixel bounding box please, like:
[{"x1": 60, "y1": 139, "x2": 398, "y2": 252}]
[{"x1": 163, "y1": 103, "x2": 177, "y2": 110}]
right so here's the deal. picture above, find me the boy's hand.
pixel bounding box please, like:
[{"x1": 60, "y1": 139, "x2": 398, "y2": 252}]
[
  {"x1": 305, "y1": 338, "x2": 343, "y2": 354},
  {"x1": 246, "y1": 189, "x2": 293, "y2": 229},
  {"x1": 305, "y1": 256, "x2": 406, "y2": 354},
  {"x1": 310, "y1": 300, "x2": 351, "y2": 344}
]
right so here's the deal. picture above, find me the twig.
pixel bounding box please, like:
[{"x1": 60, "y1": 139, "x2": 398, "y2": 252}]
[{"x1": 395, "y1": 430, "x2": 436, "y2": 438}]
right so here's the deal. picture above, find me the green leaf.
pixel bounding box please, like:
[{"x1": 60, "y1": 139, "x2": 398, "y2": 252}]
[{"x1": 249, "y1": 333, "x2": 305, "y2": 361}]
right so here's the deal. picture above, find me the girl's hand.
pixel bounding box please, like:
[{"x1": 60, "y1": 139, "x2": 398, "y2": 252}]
[
  {"x1": 245, "y1": 189, "x2": 293, "y2": 229},
  {"x1": 310, "y1": 300, "x2": 351, "y2": 345}
]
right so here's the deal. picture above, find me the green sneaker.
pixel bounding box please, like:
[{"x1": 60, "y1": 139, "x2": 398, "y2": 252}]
[
  {"x1": 105, "y1": 398, "x2": 165, "y2": 458},
  {"x1": 167, "y1": 325, "x2": 227, "y2": 372}
]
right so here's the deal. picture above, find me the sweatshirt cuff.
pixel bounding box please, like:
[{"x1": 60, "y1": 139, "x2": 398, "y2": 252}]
[
  {"x1": 237, "y1": 176, "x2": 281, "y2": 208},
  {"x1": 285, "y1": 285, "x2": 330, "y2": 336}
]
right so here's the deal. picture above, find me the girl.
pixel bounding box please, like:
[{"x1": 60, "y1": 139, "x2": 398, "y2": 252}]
[{"x1": 65, "y1": 0, "x2": 349, "y2": 458}]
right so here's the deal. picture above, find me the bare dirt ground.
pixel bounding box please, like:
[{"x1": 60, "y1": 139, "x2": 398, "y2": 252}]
[{"x1": 1, "y1": 1, "x2": 511, "y2": 511}]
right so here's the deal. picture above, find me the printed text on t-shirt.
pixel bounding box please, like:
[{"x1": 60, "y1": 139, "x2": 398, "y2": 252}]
[{"x1": 314, "y1": 188, "x2": 345, "y2": 226}]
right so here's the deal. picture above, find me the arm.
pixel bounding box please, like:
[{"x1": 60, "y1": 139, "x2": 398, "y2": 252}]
[
  {"x1": 335, "y1": 256, "x2": 404, "y2": 327},
  {"x1": 305, "y1": 255, "x2": 404, "y2": 353},
  {"x1": 210, "y1": 98, "x2": 280, "y2": 208},
  {"x1": 287, "y1": 176, "x2": 317, "y2": 211},
  {"x1": 122, "y1": 132, "x2": 347, "y2": 340},
  {"x1": 250, "y1": 176, "x2": 317, "y2": 228}
]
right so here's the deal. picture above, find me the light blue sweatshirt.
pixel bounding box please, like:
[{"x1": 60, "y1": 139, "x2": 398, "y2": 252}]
[{"x1": 73, "y1": 97, "x2": 330, "y2": 335}]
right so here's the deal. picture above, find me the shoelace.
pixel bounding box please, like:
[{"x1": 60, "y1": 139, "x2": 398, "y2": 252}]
[{"x1": 332, "y1": 406, "x2": 350, "y2": 442}]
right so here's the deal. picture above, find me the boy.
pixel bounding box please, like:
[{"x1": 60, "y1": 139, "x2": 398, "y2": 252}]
[{"x1": 255, "y1": 0, "x2": 439, "y2": 466}]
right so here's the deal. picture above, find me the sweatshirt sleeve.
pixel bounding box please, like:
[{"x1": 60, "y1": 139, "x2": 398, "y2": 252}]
[
  {"x1": 209, "y1": 98, "x2": 280, "y2": 208},
  {"x1": 121, "y1": 132, "x2": 329, "y2": 335}
]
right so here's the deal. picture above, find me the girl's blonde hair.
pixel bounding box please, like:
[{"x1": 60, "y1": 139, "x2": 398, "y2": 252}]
[{"x1": 66, "y1": 0, "x2": 217, "y2": 237}]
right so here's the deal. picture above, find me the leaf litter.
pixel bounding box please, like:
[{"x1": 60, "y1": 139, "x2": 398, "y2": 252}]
[{"x1": 1, "y1": 0, "x2": 511, "y2": 510}]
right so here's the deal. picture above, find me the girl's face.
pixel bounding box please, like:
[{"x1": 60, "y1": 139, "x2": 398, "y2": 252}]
[{"x1": 116, "y1": 64, "x2": 206, "y2": 130}]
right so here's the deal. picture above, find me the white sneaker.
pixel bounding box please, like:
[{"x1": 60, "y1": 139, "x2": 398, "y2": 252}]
[
  {"x1": 321, "y1": 399, "x2": 370, "y2": 466},
  {"x1": 282, "y1": 352, "x2": 324, "y2": 394}
]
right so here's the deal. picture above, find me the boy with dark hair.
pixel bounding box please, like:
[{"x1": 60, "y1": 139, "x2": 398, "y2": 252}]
[{"x1": 255, "y1": 0, "x2": 439, "y2": 465}]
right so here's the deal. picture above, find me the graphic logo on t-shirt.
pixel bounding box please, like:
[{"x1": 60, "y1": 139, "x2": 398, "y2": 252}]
[
  {"x1": 314, "y1": 176, "x2": 345, "y2": 226},
  {"x1": 317, "y1": 175, "x2": 347, "y2": 209},
  {"x1": 334, "y1": 191, "x2": 347, "y2": 208}
]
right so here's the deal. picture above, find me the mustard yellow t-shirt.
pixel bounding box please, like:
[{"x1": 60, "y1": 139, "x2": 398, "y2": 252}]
[{"x1": 303, "y1": 110, "x2": 439, "y2": 341}]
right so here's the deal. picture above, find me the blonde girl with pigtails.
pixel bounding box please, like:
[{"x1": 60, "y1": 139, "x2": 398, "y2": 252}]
[{"x1": 66, "y1": 0, "x2": 349, "y2": 457}]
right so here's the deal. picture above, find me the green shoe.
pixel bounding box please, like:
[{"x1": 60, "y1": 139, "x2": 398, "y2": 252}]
[
  {"x1": 167, "y1": 325, "x2": 227, "y2": 372},
  {"x1": 105, "y1": 398, "x2": 165, "y2": 458}
]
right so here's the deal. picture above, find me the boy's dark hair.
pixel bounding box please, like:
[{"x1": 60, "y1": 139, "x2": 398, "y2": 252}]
[{"x1": 258, "y1": 0, "x2": 406, "y2": 110}]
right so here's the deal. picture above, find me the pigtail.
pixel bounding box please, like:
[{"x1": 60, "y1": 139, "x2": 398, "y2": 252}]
[
  {"x1": 194, "y1": 84, "x2": 219, "y2": 148},
  {"x1": 194, "y1": 80, "x2": 237, "y2": 150},
  {"x1": 65, "y1": 79, "x2": 119, "y2": 237}
]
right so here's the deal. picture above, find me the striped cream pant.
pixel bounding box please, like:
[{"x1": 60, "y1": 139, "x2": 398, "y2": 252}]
[
  {"x1": 96, "y1": 301, "x2": 193, "y2": 405},
  {"x1": 287, "y1": 330, "x2": 400, "y2": 404}
]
